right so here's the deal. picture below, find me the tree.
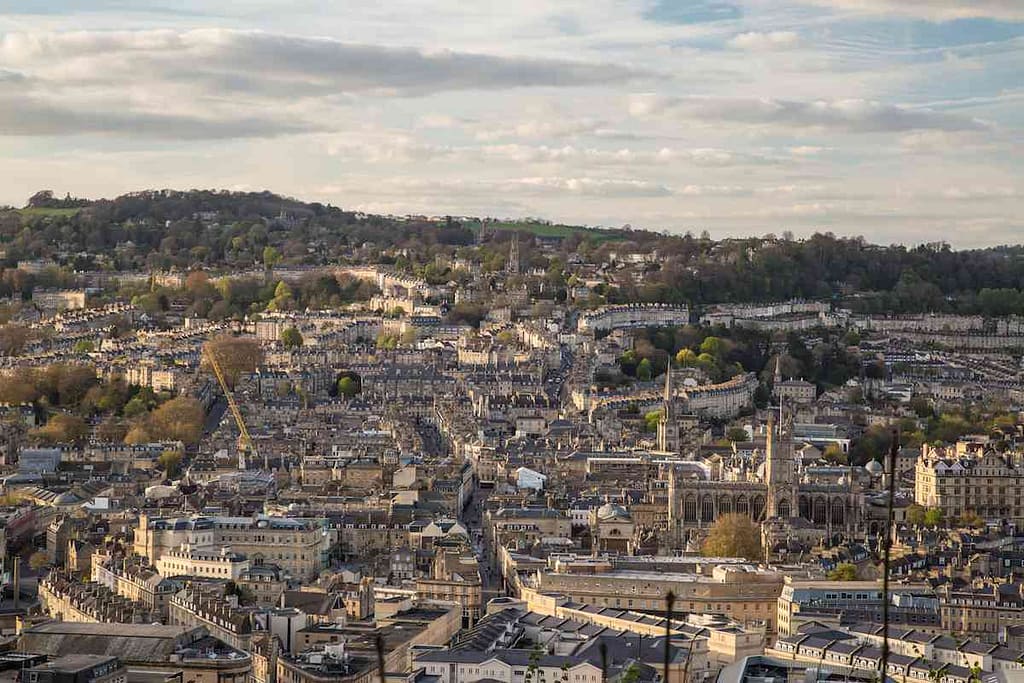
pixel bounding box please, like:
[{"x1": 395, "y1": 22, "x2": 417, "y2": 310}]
[
  {"x1": 376, "y1": 332, "x2": 399, "y2": 350},
  {"x1": 123, "y1": 390, "x2": 157, "y2": 418},
  {"x1": 700, "y1": 336, "x2": 732, "y2": 359},
  {"x1": 930, "y1": 414, "x2": 974, "y2": 444},
  {"x1": 72, "y1": 339, "x2": 95, "y2": 354},
  {"x1": 906, "y1": 504, "x2": 926, "y2": 527},
  {"x1": 827, "y1": 563, "x2": 858, "y2": 581},
  {"x1": 46, "y1": 364, "x2": 99, "y2": 408},
  {"x1": 29, "y1": 551, "x2": 49, "y2": 571},
  {"x1": 96, "y1": 418, "x2": 129, "y2": 443},
  {"x1": 621, "y1": 663, "x2": 641, "y2": 683},
  {"x1": 637, "y1": 358, "x2": 653, "y2": 381},
  {"x1": 26, "y1": 190, "x2": 55, "y2": 207},
  {"x1": 185, "y1": 270, "x2": 212, "y2": 295},
  {"x1": 643, "y1": 409, "x2": 662, "y2": 433},
  {"x1": 822, "y1": 444, "x2": 848, "y2": 465},
  {"x1": 525, "y1": 643, "x2": 544, "y2": 683},
  {"x1": 124, "y1": 423, "x2": 152, "y2": 444},
  {"x1": 281, "y1": 326, "x2": 303, "y2": 349},
  {"x1": 676, "y1": 348, "x2": 697, "y2": 366},
  {"x1": 158, "y1": 449, "x2": 184, "y2": 477},
  {"x1": 203, "y1": 335, "x2": 263, "y2": 389},
  {"x1": 337, "y1": 376, "x2": 359, "y2": 398},
  {"x1": 923, "y1": 507, "x2": 946, "y2": 528},
  {"x1": 909, "y1": 396, "x2": 933, "y2": 419},
  {"x1": 266, "y1": 280, "x2": 293, "y2": 311},
  {"x1": 30, "y1": 413, "x2": 88, "y2": 445},
  {"x1": 726, "y1": 427, "x2": 748, "y2": 442},
  {"x1": 702, "y1": 513, "x2": 762, "y2": 561},
  {"x1": 958, "y1": 510, "x2": 985, "y2": 529},
  {"x1": 0, "y1": 324, "x2": 31, "y2": 356},
  {"x1": 0, "y1": 367, "x2": 41, "y2": 404},
  {"x1": 146, "y1": 397, "x2": 205, "y2": 446},
  {"x1": 262, "y1": 246, "x2": 282, "y2": 268}
]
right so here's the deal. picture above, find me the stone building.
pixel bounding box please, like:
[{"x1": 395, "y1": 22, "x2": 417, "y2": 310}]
[
  {"x1": 915, "y1": 446, "x2": 1024, "y2": 525},
  {"x1": 668, "y1": 408, "x2": 865, "y2": 550},
  {"x1": 19, "y1": 622, "x2": 251, "y2": 683},
  {"x1": 590, "y1": 502, "x2": 636, "y2": 554},
  {"x1": 134, "y1": 514, "x2": 327, "y2": 580}
]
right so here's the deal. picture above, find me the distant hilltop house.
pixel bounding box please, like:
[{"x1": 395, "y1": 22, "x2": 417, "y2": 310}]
[
  {"x1": 32, "y1": 288, "x2": 88, "y2": 313},
  {"x1": 577, "y1": 303, "x2": 691, "y2": 333},
  {"x1": 16, "y1": 259, "x2": 58, "y2": 274}
]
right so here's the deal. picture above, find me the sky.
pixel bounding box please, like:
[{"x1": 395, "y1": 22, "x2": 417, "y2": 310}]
[{"x1": 0, "y1": 1, "x2": 1021, "y2": 247}]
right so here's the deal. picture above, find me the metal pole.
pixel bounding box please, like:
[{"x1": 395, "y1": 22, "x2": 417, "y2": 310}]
[
  {"x1": 681, "y1": 629, "x2": 700, "y2": 683},
  {"x1": 12, "y1": 555, "x2": 19, "y2": 610},
  {"x1": 664, "y1": 591, "x2": 676, "y2": 683},
  {"x1": 879, "y1": 430, "x2": 899, "y2": 683},
  {"x1": 376, "y1": 633, "x2": 386, "y2": 683}
]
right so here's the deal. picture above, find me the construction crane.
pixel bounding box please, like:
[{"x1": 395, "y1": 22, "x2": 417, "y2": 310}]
[{"x1": 204, "y1": 346, "x2": 265, "y2": 471}]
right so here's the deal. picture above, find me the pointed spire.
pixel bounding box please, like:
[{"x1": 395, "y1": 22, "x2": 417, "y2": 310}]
[
  {"x1": 663, "y1": 365, "x2": 673, "y2": 405},
  {"x1": 507, "y1": 233, "x2": 521, "y2": 274}
]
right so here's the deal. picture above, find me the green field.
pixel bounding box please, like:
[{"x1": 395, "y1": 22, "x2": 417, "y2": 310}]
[
  {"x1": 466, "y1": 219, "x2": 627, "y2": 242},
  {"x1": 16, "y1": 207, "x2": 83, "y2": 221}
]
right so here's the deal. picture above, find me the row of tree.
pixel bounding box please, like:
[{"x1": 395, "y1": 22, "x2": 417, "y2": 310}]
[{"x1": 7, "y1": 190, "x2": 1024, "y2": 314}]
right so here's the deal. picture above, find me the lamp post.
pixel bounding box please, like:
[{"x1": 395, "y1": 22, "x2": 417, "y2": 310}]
[{"x1": 664, "y1": 591, "x2": 676, "y2": 683}]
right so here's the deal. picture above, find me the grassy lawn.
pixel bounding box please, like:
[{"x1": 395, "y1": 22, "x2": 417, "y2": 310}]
[
  {"x1": 16, "y1": 207, "x2": 82, "y2": 221},
  {"x1": 466, "y1": 219, "x2": 627, "y2": 242}
]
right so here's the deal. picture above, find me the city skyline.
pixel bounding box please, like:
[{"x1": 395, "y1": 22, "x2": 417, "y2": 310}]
[{"x1": 0, "y1": 1, "x2": 1022, "y2": 246}]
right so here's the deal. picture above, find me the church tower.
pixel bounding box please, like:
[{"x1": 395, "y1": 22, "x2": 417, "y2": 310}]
[
  {"x1": 764, "y1": 407, "x2": 797, "y2": 519},
  {"x1": 771, "y1": 355, "x2": 783, "y2": 400},
  {"x1": 506, "y1": 234, "x2": 521, "y2": 274},
  {"x1": 657, "y1": 368, "x2": 680, "y2": 453}
]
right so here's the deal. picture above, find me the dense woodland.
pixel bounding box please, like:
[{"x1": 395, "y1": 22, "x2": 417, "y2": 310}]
[{"x1": 3, "y1": 189, "x2": 1024, "y2": 315}]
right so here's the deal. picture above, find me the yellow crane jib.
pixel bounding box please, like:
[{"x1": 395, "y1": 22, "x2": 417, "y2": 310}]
[{"x1": 203, "y1": 345, "x2": 265, "y2": 471}]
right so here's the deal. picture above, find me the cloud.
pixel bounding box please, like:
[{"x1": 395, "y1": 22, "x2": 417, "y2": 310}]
[
  {"x1": 474, "y1": 118, "x2": 605, "y2": 141},
  {"x1": 796, "y1": 0, "x2": 1024, "y2": 21},
  {"x1": 898, "y1": 129, "x2": 994, "y2": 153},
  {"x1": 788, "y1": 146, "x2": 830, "y2": 156},
  {"x1": 0, "y1": 29, "x2": 650, "y2": 95},
  {"x1": 0, "y1": 28, "x2": 651, "y2": 138},
  {"x1": 333, "y1": 175, "x2": 673, "y2": 199},
  {"x1": 940, "y1": 186, "x2": 1019, "y2": 200},
  {"x1": 323, "y1": 136, "x2": 785, "y2": 170},
  {"x1": 514, "y1": 176, "x2": 672, "y2": 197},
  {"x1": 629, "y1": 94, "x2": 989, "y2": 133},
  {"x1": 0, "y1": 103, "x2": 320, "y2": 139},
  {"x1": 678, "y1": 184, "x2": 746, "y2": 196},
  {"x1": 0, "y1": 68, "x2": 27, "y2": 83},
  {"x1": 727, "y1": 31, "x2": 799, "y2": 50}
]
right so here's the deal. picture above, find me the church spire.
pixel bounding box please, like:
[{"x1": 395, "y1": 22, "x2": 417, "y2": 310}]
[
  {"x1": 657, "y1": 367, "x2": 679, "y2": 453},
  {"x1": 663, "y1": 364, "x2": 673, "y2": 407},
  {"x1": 506, "y1": 233, "x2": 521, "y2": 274}
]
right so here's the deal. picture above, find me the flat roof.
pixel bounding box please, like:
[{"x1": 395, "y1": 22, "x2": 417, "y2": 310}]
[
  {"x1": 27, "y1": 655, "x2": 119, "y2": 673},
  {"x1": 23, "y1": 622, "x2": 193, "y2": 638}
]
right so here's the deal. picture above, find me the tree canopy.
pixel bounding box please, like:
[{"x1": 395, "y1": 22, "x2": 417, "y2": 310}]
[
  {"x1": 203, "y1": 335, "x2": 263, "y2": 389},
  {"x1": 827, "y1": 563, "x2": 858, "y2": 581},
  {"x1": 281, "y1": 326, "x2": 303, "y2": 349},
  {"x1": 702, "y1": 513, "x2": 762, "y2": 562}
]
